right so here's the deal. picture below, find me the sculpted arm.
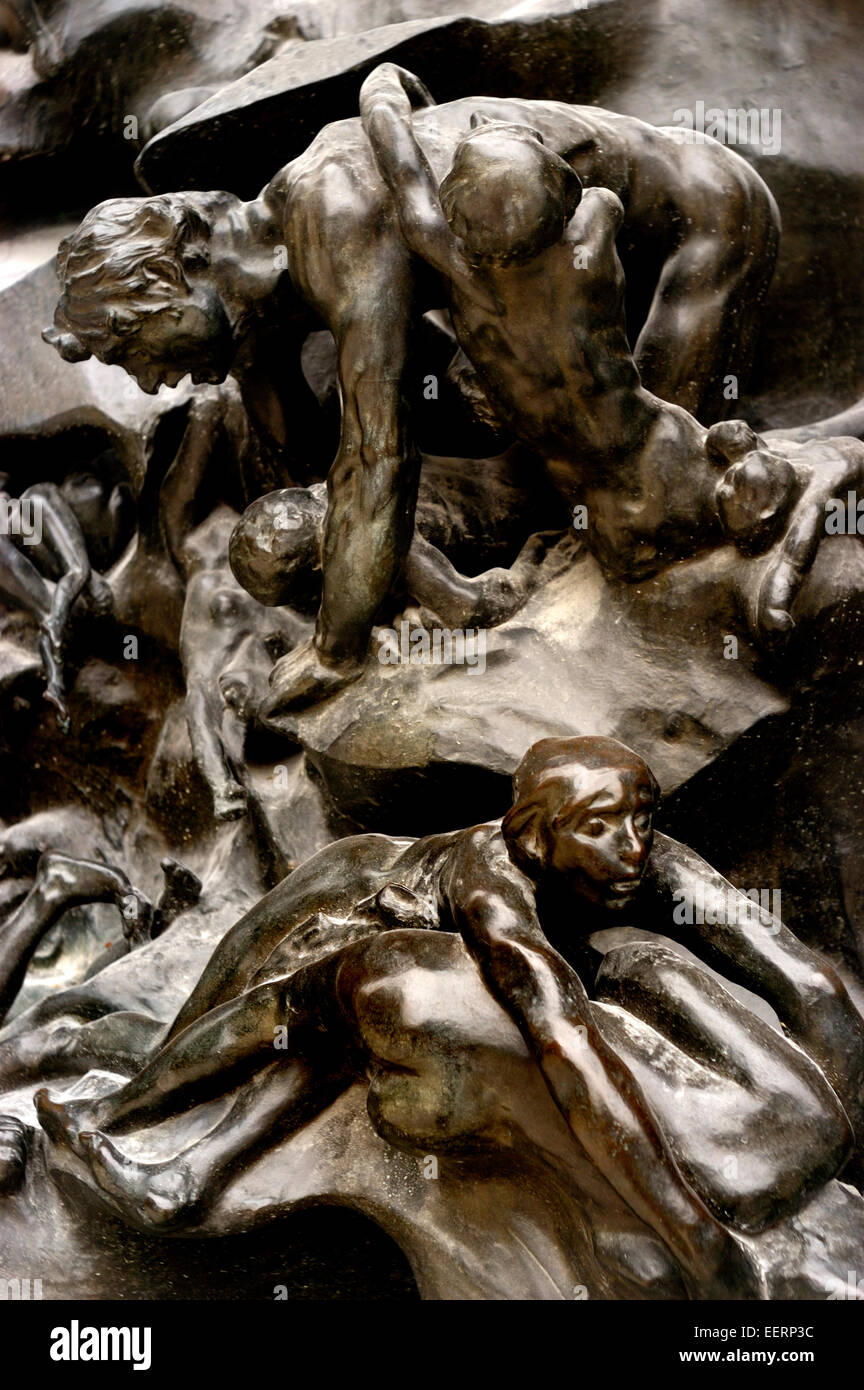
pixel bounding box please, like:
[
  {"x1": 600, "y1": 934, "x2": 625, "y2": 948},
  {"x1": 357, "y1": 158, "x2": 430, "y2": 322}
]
[
  {"x1": 359, "y1": 66, "x2": 447, "y2": 263},
  {"x1": 650, "y1": 834, "x2": 864, "y2": 1141},
  {"x1": 359, "y1": 64, "x2": 488, "y2": 305},
  {"x1": 442, "y1": 832, "x2": 752, "y2": 1295}
]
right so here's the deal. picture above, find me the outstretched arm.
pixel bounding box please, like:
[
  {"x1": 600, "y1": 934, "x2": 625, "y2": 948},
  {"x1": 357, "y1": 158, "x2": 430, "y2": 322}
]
[
  {"x1": 359, "y1": 64, "x2": 441, "y2": 256},
  {"x1": 359, "y1": 65, "x2": 490, "y2": 305},
  {"x1": 405, "y1": 530, "x2": 579, "y2": 628},
  {"x1": 442, "y1": 831, "x2": 754, "y2": 1296}
]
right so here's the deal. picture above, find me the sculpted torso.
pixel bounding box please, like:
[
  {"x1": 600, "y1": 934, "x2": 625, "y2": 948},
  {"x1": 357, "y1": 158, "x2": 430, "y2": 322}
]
[{"x1": 267, "y1": 97, "x2": 770, "y2": 339}]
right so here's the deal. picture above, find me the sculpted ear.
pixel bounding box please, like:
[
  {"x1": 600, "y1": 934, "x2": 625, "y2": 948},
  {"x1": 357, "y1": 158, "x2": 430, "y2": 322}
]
[
  {"x1": 518, "y1": 812, "x2": 546, "y2": 873},
  {"x1": 41, "y1": 324, "x2": 90, "y2": 363},
  {"x1": 502, "y1": 802, "x2": 547, "y2": 878}
]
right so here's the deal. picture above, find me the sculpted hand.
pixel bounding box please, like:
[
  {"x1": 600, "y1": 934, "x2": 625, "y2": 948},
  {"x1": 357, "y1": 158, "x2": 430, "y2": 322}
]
[
  {"x1": 360, "y1": 63, "x2": 435, "y2": 114},
  {"x1": 756, "y1": 558, "x2": 799, "y2": 635}
]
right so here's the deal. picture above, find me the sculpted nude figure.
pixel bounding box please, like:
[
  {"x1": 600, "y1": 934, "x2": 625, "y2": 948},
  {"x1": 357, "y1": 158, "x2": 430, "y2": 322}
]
[
  {"x1": 35, "y1": 738, "x2": 863, "y2": 1298},
  {"x1": 358, "y1": 65, "x2": 864, "y2": 637},
  {"x1": 0, "y1": 472, "x2": 133, "y2": 729},
  {"x1": 44, "y1": 80, "x2": 778, "y2": 710}
]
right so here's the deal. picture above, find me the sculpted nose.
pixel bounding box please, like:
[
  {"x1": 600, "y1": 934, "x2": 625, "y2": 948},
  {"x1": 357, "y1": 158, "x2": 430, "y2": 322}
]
[{"x1": 617, "y1": 822, "x2": 643, "y2": 865}]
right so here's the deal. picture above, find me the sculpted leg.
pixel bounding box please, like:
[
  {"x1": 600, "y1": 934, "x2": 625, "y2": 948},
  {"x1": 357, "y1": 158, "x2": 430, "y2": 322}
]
[
  {"x1": 22, "y1": 483, "x2": 95, "y2": 728},
  {"x1": 0, "y1": 533, "x2": 52, "y2": 622},
  {"x1": 634, "y1": 204, "x2": 779, "y2": 422},
  {"x1": 0, "y1": 533, "x2": 69, "y2": 725},
  {"x1": 36, "y1": 979, "x2": 289, "y2": 1150},
  {"x1": 0, "y1": 853, "x2": 149, "y2": 1024},
  {"x1": 163, "y1": 833, "x2": 405, "y2": 1043},
  {"x1": 185, "y1": 679, "x2": 247, "y2": 822},
  {"x1": 595, "y1": 941, "x2": 853, "y2": 1228},
  {"x1": 38, "y1": 951, "x2": 357, "y2": 1226},
  {"x1": 79, "y1": 1059, "x2": 346, "y2": 1230},
  {"x1": 0, "y1": 1011, "x2": 164, "y2": 1089}
]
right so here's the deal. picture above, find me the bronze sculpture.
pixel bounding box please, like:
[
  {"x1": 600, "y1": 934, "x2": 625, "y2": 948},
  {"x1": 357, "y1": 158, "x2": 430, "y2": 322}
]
[
  {"x1": 0, "y1": 473, "x2": 132, "y2": 727},
  {"x1": 43, "y1": 79, "x2": 779, "y2": 710},
  {"x1": 0, "y1": 0, "x2": 861, "y2": 1308},
  {"x1": 31, "y1": 737, "x2": 863, "y2": 1300},
  {"x1": 357, "y1": 64, "x2": 864, "y2": 645}
]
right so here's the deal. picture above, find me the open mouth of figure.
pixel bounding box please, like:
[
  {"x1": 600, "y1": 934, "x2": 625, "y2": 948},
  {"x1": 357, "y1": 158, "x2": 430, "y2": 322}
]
[{"x1": 607, "y1": 877, "x2": 641, "y2": 896}]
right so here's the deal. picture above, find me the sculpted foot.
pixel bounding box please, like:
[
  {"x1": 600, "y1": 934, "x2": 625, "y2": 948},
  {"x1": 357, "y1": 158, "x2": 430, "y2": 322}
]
[
  {"x1": 81, "y1": 1132, "x2": 200, "y2": 1230},
  {"x1": 155, "y1": 857, "x2": 203, "y2": 932},
  {"x1": 115, "y1": 888, "x2": 154, "y2": 948},
  {"x1": 86, "y1": 574, "x2": 114, "y2": 618},
  {"x1": 35, "y1": 1088, "x2": 104, "y2": 1157},
  {"x1": 260, "y1": 639, "x2": 362, "y2": 722},
  {"x1": 35, "y1": 854, "x2": 153, "y2": 945},
  {"x1": 38, "y1": 632, "x2": 69, "y2": 732}
]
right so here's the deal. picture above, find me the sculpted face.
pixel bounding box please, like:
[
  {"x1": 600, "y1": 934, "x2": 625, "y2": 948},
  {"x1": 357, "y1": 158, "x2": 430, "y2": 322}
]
[
  {"x1": 546, "y1": 768, "x2": 654, "y2": 910},
  {"x1": 100, "y1": 287, "x2": 234, "y2": 394}
]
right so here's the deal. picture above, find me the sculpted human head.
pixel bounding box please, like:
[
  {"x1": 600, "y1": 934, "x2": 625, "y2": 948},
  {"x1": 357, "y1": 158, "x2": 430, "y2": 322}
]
[
  {"x1": 440, "y1": 116, "x2": 582, "y2": 267},
  {"x1": 42, "y1": 194, "x2": 235, "y2": 393},
  {"x1": 502, "y1": 735, "x2": 658, "y2": 910},
  {"x1": 229, "y1": 485, "x2": 326, "y2": 613}
]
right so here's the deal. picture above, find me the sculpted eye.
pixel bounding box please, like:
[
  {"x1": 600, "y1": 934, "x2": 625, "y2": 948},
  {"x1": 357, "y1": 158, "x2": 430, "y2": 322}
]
[
  {"x1": 585, "y1": 818, "x2": 606, "y2": 837},
  {"x1": 634, "y1": 812, "x2": 651, "y2": 833}
]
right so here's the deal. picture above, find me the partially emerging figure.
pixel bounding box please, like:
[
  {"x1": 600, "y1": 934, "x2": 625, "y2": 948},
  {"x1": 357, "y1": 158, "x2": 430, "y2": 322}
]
[
  {"x1": 0, "y1": 845, "x2": 200, "y2": 1197},
  {"x1": 0, "y1": 471, "x2": 134, "y2": 729},
  {"x1": 353, "y1": 63, "x2": 717, "y2": 605},
  {"x1": 36, "y1": 737, "x2": 863, "y2": 1298},
  {"x1": 177, "y1": 506, "x2": 306, "y2": 822},
  {"x1": 229, "y1": 465, "x2": 576, "y2": 633},
  {"x1": 709, "y1": 419, "x2": 864, "y2": 633}
]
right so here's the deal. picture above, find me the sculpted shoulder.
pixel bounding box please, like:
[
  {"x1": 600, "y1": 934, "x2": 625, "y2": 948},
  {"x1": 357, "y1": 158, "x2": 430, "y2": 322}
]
[
  {"x1": 266, "y1": 117, "x2": 387, "y2": 217},
  {"x1": 446, "y1": 822, "x2": 512, "y2": 889}
]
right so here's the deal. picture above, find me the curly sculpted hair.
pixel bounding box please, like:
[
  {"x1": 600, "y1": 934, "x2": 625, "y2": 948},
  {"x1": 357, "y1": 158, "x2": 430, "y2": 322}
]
[{"x1": 43, "y1": 195, "x2": 213, "y2": 362}]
